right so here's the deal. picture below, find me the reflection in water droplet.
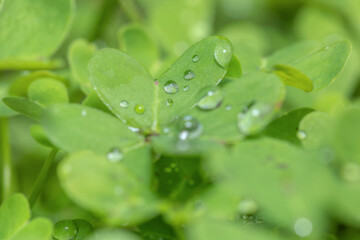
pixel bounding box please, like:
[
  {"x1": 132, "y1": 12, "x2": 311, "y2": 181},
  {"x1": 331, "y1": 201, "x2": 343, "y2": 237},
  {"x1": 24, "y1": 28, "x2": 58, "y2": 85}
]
[
  {"x1": 184, "y1": 70, "x2": 195, "y2": 80},
  {"x1": 120, "y1": 100, "x2": 129, "y2": 108},
  {"x1": 192, "y1": 55, "x2": 200, "y2": 63},
  {"x1": 81, "y1": 110, "x2": 87, "y2": 116},
  {"x1": 214, "y1": 38, "x2": 232, "y2": 68},
  {"x1": 294, "y1": 218, "x2": 313, "y2": 237},
  {"x1": 225, "y1": 105, "x2": 232, "y2": 111},
  {"x1": 166, "y1": 99, "x2": 173, "y2": 107},
  {"x1": 107, "y1": 148, "x2": 124, "y2": 163},
  {"x1": 238, "y1": 102, "x2": 275, "y2": 135},
  {"x1": 178, "y1": 115, "x2": 203, "y2": 140},
  {"x1": 297, "y1": 130, "x2": 307, "y2": 140},
  {"x1": 134, "y1": 104, "x2": 146, "y2": 114},
  {"x1": 163, "y1": 80, "x2": 178, "y2": 94},
  {"x1": 184, "y1": 86, "x2": 190, "y2": 92},
  {"x1": 197, "y1": 87, "x2": 223, "y2": 110}
]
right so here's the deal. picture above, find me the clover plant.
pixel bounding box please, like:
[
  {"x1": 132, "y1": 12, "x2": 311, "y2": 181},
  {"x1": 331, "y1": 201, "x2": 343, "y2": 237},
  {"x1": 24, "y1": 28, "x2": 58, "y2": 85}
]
[{"x1": 1, "y1": 0, "x2": 360, "y2": 239}]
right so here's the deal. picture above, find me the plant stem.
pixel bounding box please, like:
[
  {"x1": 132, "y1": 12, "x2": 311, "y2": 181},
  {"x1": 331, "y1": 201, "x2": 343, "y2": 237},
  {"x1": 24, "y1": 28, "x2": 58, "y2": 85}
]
[
  {"x1": 0, "y1": 117, "x2": 12, "y2": 202},
  {"x1": 28, "y1": 148, "x2": 58, "y2": 208}
]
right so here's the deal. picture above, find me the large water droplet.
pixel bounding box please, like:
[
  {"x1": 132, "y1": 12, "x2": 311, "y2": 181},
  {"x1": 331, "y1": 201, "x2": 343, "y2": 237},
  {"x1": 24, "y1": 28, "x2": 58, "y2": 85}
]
[
  {"x1": 178, "y1": 115, "x2": 203, "y2": 140},
  {"x1": 166, "y1": 99, "x2": 173, "y2": 107},
  {"x1": 197, "y1": 87, "x2": 223, "y2": 110},
  {"x1": 294, "y1": 218, "x2": 313, "y2": 237},
  {"x1": 134, "y1": 104, "x2": 146, "y2": 114},
  {"x1": 163, "y1": 80, "x2": 178, "y2": 94},
  {"x1": 192, "y1": 55, "x2": 200, "y2": 63},
  {"x1": 184, "y1": 70, "x2": 195, "y2": 80},
  {"x1": 120, "y1": 100, "x2": 129, "y2": 108},
  {"x1": 107, "y1": 148, "x2": 124, "y2": 163},
  {"x1": 297, "y1": 130, "x2": 307, "y2": 140},
  {"x1": 214, "y1": 38, "x2": 232, "y2": 68},
  {"x1": 238, "y1": 102, "x2": 275, "y2": 135}
]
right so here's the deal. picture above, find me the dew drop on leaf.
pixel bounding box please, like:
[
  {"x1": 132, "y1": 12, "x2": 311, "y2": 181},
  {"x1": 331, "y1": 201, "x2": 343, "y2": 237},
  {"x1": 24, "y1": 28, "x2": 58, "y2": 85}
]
[
  {"x1": 81, "y1": 110, "x2": 87, "y2": 116},
  {"x1": 120, "y1": 100, "x2": 129, "y2": 108},
  {"x1": 184, "y1": 70, "x2": 195, "y2": 80},
  {"x1": 166, "y1": 99, "x2": 173, "y2": 107},
  {"x1": 225, "y1": 105, "x2": 232, "y2": 111},
  {"x1": 297, "y1": 130, "x2": 307, "y2": 140},
  {"x1": 53, "y1": 220, "x2": 78, "y2": 240},
  {"x1": 214, "y1": 38, "x2": 232, "y2": 68},
  {"x1": 192, "y1": 55, "x2": 200, "y2": 63},
  {"x1": 178, "y1": 115, "x2": 203, "y2": 140},
  {"x1": 163, "y1": 80, "x2": 178, "y2": 94},
  {"x1": 134, "y1": 104, "x2": 146, "y2": 114},
  {"x1": 106, "y1": 148, "x2": 124, "y2": 163},
  {"x1": 184, "y1": 86, "x2": 190, "y2": 92},
  {"x1": 294, "y1": 218, "x2": 313, "y2": 238},
  {"x1": 197, "y1": 87, "x2": 223, "y2": 110}
]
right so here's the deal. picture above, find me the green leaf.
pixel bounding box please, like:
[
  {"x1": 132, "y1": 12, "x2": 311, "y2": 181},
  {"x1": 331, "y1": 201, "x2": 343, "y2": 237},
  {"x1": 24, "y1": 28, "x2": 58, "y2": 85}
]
[
  {"x1": 157, "y1": 36, "x2": 233, "y2": 127},
  {"x1": 30, "y1": 124, "x2": 54, "y2": 148},
  {"x1": 184, "y1": 71, "x2": 284, "y2": 141},
  {"x1": 28, "y1": 78, "x2": 68, "y2": 107},
  {"x1": 333, "y1": 106, "x2": 360, "y2": 163},
  {"x1": 68, "y1": 39, "x2": 97, "y2": 95},
  {"x1": 263, "y1": 108, "x2": 314, "y2": 146},
  {"x1": 118, "y1": 24, "x2": 159, "y2": 72},
  {"x1": 86, "y1": 229, "x2": 141, "y2": 240},
  {"x1": 188, "y1": 219, "x2": 282, "y2": 240},
  {"x1": 89, "y1": 37, "x2": 233, "y2": 132},
  {"x1": 3, "y1": 97, "x2": 44, "y2": 121},
  {"x1": 266, "y1": 40, "x2": 352, "y2": 91},
  {"x1": 41, "y1": 104, "x2": 142, "y2": 154},
  {"x1": 224, "y1": 55, "x2": 242, "y2": 78},
  {"x1": 9, "y1": 70, "x2": 68, "y2": 97},
  {"x1": 58, "y1": 151, "x2": 159, "y2": 225},
  {"x1": 0, "y1": 194, "x2": 52, "y2": 240},
  {"x1": 0, "y1": 0, "x2": 74, "y2": 61}
]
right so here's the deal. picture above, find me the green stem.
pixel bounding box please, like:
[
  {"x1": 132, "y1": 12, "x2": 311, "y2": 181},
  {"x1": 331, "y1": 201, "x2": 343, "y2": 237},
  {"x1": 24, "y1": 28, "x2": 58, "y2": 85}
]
[
  {"x1": 28, "y1": 148, "x2": 58, "y2": 208},
  {"x1": 119, "y1": 0, "x2": 143, "y2": 22},
  {"x1": 0, "y1": 117, "x2": 12, "y2": 202},
  {"x1": 0, "y1": 59, "x2": 64, "y2": 71}
]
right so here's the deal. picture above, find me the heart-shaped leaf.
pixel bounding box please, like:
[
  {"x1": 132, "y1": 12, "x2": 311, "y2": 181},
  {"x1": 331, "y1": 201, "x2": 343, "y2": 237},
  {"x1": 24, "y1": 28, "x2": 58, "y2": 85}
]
[
  {"x1": 58, "y1": 151, "x2": 159, "y2": 225},
  {"x1": 3, "y1": 97, "x2": 44, "y2": 121}
]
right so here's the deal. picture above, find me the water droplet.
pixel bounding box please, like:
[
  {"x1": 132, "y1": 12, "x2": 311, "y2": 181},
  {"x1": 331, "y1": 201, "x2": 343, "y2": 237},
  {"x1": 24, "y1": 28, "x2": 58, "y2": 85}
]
[
  {"x1": 197, "y1": 87, "x2": 223, "y2": 110},
  {"x1": 238, "y1": 102, "x2": 275, "y2": 135},
  {"x1": 166, "y1": 99, "x2": 173, "y2": 107},
  {"x1": 297, "y1": 130, "x2": 307, "y2": 140},
  {"x1": 225, "y1": 105, "x2": 232, "y2": 111},
  {"x1": 134, "y1": 104, "x2": 146, "y2": 114},
  {"x1": 81, "y1": 110, "x2": 87, "y2": 116},
  {"x1": 120, "y1": 100, "x2": 129, "y2": 108},
  {"x1": 294, "y1": 218, "x2": 313, "y2": 237},
  {"x1": 192, "y1": 55, "x2": 200, "y2": 63},
  {"x1": 178, "y1": 115, "x2": 203, "y2": 140},
  {"x1": 237, "y1": 199, "x2": 258, "y2": 215},
  {"x1": 325, "y1": 46, "x2": 330, "y2": 50},
  {"x1": 184, "y1": 70, "x2": 195, "y2": 80},
  {"x1": 128, "y1": 126, "x2": 140, "y2": 132},
  {"x1": 163, "y1": 80, "x2": 178, "y2": 94},
  {"x1": 184, "y1": 86, "x2": 190, "y2": 92},
  {"x1": 214, "y1": 38, "x2": 232, "y2": 68},
  {"x1": 107, "y1": 148, "x2": 124, "y2": 163}
]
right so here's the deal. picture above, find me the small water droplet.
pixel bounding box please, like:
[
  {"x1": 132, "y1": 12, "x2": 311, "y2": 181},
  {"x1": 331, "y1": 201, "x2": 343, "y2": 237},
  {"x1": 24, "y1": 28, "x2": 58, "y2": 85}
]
[
  {"x1": 238, "y1": 102, "x2": 275, "y2": 135},
  {"x1": 297, "y1": 130, "x2": 307, "y2": 140},
  {"x1": 225, "y1": 105, "x2": 232, "y2": 111},
  {"x1": 163, "y1": 80, "x2": 178, "y2": 94},
  {"x1": 134, "y1": 104, "x2": 146, "y2": 114},
  {"x1": 184, "y1": 70, "x2": 195, "y2": 80},
  {"x1": 107, "y1": 148, "x2": 124, "y2": 163},
  {"x1": 128, "y1": 126, "x2": 140, "y2": 132},
  {"x1": 214, "y1": 38, "x2": 232, "y2": 68},
  {"x1": 166, "y1": 99, "x2": 173, "y2": 107},
  {"x1": 197, "y1": 87, "x2": 223, "y2": 110},
  {"x1": 192, "y1": 55, "x2": 200, "y2": 63},
  {"x1": 184, "y1": 86, "x2": 190, "y2": 92},
  {"x1": 81, "y1": 110, "x2": 87, "y2": 116},
  {"x1": 178, "y1": 115, "x2": 202, "y2": 140},
  {"x1": 120, "y1": 100, "x2": 129, "y2": 108},
  {"x1": 294, "y1": 218, "x2": 313, "y2": 237},
  {"x1": 325, "y1": 46, "x2": 330, "y2": 50}
]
